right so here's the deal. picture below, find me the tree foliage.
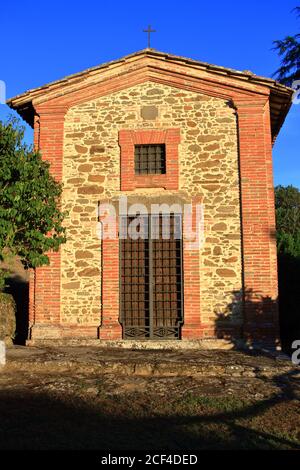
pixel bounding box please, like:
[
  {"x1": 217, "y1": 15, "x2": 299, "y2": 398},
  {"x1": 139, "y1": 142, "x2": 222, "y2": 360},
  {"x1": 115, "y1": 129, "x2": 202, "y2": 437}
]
[
  {"x1": 272, "y1": 7, "x2": 300, "y2": 86},
  {"x1": 275, "y1": 184, "x2": 300, "y2": 257},
  {"x1": 275, "y1": 185, "x2": 300, "y2": 352},
  {"x1": 0, "y1": 118, "x2": 66, "y2": 287}
]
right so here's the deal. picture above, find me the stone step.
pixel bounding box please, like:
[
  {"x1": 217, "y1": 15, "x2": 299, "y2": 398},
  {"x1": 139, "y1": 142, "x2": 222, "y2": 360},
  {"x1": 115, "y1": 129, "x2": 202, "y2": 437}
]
[
  {"x1": 6, "y1": 345, "x2": 294, "y2": 379},
  {"x1": 26, "y1": 338, "x2": 238, "y2": 350}
]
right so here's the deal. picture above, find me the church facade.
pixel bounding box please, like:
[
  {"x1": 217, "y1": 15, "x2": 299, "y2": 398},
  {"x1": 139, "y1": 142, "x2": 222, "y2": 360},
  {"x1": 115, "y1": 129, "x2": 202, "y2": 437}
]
[{"x1": 8, "y1": 49, "x2": 292, "y2": 346}]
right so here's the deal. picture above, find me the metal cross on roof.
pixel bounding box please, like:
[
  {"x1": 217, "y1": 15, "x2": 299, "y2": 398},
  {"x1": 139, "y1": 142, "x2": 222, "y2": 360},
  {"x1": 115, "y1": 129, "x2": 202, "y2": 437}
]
[{"x1": 143, "y1": 25, "x2": 156, "y2": 48}]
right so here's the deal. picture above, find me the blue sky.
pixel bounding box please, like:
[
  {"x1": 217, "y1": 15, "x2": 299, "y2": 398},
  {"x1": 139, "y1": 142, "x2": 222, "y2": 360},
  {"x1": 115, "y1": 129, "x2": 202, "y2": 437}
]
[{"x1": 0, "y1": 0, "x2": 299, "y2": 188}]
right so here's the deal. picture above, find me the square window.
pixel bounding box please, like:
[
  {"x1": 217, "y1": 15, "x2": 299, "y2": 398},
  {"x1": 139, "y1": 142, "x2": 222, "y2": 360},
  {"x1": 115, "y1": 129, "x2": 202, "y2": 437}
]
[{"x1": 134, "y1": 144, "x2": 166, "y2": 175}]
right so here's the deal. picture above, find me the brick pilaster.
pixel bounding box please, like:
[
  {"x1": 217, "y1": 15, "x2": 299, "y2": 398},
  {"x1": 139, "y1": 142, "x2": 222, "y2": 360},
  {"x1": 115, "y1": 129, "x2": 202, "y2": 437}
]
[
  {"x1": 236, "y1": 99, "x2": 279, "y2": 345},
  {"x1": 30, "y1": 105, "x2": 67, "y2": 333},
  {"x1": 181, "y1": 196, "x2": 202, "y2": 339},
  {"x1": 99, "y1": 218, "x2": 122, "y2": 339}
]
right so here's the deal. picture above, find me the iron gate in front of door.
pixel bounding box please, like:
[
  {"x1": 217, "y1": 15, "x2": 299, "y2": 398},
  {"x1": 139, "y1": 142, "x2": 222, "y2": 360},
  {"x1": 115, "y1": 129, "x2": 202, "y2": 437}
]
[{"x1": 119, "y1": 214, "x2": 183, "y2": 339}]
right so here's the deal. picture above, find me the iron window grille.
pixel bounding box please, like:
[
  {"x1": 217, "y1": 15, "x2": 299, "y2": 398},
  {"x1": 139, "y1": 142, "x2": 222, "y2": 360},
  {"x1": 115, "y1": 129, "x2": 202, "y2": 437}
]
[
  {"x1": 119, "y1": 214, "x2": 183, "y2": 340},
  {"x1": 134, "y1": 144, "x2": 166, "y2": 175}
]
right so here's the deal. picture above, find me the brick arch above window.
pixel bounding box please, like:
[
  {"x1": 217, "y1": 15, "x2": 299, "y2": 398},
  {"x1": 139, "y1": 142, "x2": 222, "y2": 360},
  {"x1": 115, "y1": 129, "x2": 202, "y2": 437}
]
[{"x1": 119, "y1": 128, "x2": 180, "y2": 191}]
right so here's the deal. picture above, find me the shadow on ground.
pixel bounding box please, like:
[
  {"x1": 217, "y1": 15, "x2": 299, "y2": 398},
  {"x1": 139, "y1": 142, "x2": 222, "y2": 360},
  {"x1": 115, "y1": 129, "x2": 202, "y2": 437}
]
[{"x1": 0, "y1": 368, "x2": 299, "y2": 450}]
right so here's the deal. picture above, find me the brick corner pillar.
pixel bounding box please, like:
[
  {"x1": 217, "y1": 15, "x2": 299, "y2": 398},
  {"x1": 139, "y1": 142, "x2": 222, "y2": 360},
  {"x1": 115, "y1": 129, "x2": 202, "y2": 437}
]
[
  {"x1": 235, "y1": 98, "x2": 280, "y2": 347},
  {"x1": 28, "y1": 104, "x2": 68, "y2": 340}
]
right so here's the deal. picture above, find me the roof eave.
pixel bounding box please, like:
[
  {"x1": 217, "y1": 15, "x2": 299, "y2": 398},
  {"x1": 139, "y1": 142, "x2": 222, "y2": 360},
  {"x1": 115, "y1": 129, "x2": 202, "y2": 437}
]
[{"x1": 7, "y1": 48, "x2": 294, "y2": 137}]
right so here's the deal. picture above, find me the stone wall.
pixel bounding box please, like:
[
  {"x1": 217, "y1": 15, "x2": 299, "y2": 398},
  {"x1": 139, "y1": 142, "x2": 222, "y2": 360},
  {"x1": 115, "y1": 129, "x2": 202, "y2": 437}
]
[{"x1": 62, "y1": 82, "x2": 242, "y2": 333}]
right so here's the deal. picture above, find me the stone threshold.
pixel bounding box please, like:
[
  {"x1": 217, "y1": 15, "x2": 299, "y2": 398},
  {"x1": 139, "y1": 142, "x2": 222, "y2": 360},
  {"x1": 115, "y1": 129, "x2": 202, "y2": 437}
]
[
  {"x1": 25, "y1": 337, "x2": 284, "y2": 356},
  {"x1": 26, "y1": 338, "x2": 240, "y2": 350}
]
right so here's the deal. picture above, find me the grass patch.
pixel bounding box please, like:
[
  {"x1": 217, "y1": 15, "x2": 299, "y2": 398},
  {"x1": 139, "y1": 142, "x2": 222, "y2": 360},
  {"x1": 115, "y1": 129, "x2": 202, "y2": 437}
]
[{"x1": 180, "y1": 394, "x2": 247, "y2": 413}]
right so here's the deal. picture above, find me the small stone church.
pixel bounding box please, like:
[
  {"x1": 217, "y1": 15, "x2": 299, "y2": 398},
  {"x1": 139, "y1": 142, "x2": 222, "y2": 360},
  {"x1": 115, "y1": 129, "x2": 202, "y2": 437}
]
[{"x1": 8, "y1": 49, "x2": 292, "y2": 346}]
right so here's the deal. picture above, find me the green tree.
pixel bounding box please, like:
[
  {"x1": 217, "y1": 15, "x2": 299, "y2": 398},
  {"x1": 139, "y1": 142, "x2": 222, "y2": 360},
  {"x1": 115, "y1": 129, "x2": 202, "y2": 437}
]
[
  {"x1": 272, "y1": 7, "x2": 300, "y2": 86},
  {"x1": 275, "y1": 184, "x2": 300, "y2": 256},
  {"x1": 275, "y1": 185, "x2": 300, "y2": 353},
  {"x1": 0, "y1": 118, "x2": 66, "y2": 288}
]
